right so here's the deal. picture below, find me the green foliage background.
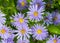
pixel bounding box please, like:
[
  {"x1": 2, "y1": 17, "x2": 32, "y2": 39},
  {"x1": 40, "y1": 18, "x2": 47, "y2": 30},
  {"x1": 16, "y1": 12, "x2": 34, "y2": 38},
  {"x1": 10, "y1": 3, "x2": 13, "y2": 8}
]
[{"x1": 0, "y1": 0, "x2": 60, "y2": 43}]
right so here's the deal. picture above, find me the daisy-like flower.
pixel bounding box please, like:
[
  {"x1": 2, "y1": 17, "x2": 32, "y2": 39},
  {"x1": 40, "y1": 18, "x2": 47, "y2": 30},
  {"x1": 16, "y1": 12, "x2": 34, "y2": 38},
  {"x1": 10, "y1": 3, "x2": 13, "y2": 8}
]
[
  {"x1": 1, "y1": 34, "x2": 14, "y2": 43},
  {"x1": 32, "y1": 24, "x2": 48, "y2": 40},
  {"x1": 47, "y1": 35, "x2": 60, "y2": 43},
  {"x1": 44, "y1": 12, "x2": 52, "y2": 26},
  {"x1": 0, "y1": 11, "x2": 6, "y2": 24},
  {"x1": 17, "y1": 0, "x2": 28, "y2": 10},
  {"x1": 0, "y1": 25, "x2": 10, "y2": 39},
  {"x1": 52, "y1": 11, "x2": 60, "y2": 25},
  {"x1": 17, "y1": 38, "x2": 29, "y2": 43},
  {"x1": 30, "y1": 0, "x2": 45, "y2": 9},
  {"x1": 12, "y1": 13, "x2": 28, "y2": 27},
  {"x1": 14, "y1": 24, "x2": 32, "y2": 40},
  {"x1": 27, "y1": 5, "x2": 44, "y2": 21}
]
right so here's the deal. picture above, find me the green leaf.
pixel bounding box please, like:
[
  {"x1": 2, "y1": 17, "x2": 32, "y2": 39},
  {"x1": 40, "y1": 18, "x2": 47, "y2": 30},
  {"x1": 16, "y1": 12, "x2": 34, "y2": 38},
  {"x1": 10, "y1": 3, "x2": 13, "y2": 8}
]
[
  {"x1": 48, "y1": 25, "x2": 60, "y2": 34},
  {"x1": 27, "y1": 0, "x2": 31, "y2": 3}
]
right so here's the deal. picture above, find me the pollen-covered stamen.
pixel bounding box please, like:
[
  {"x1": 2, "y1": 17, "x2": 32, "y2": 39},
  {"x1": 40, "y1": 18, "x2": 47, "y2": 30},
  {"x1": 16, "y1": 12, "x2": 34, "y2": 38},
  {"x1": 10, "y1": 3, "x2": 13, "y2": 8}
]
[
  {"x1": 19, "y1": 18, "x2": 24, "y2": 23},
  {"x1": 36, "y1": 29, "x2": 42, "y2": 34},
  {"x1": 0, "y1": 29, "x2": 6, "y2": 34},
  {"x1": 46, "y1": 3, "x2": 51, "y2": 8},
  {"x1": 21, "y1": 1, "x2": 25, "y2": 6},
  {"x1": 53, "y1": 39, "x2": 57, "y2": 43},
  {"x1": 53, "y1": 16, "x2": 57, "y2": 21},
  {"x1": 20, "y1": 29, "x2": 26, "y2": 35},
  {"x1": 34, "y1": 11, "x2": 38, "y2": 17}
]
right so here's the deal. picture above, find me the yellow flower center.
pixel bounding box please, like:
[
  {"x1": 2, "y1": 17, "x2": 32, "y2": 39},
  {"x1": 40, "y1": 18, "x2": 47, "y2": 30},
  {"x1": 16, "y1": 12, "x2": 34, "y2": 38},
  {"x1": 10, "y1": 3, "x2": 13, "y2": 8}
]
[
  {"x1": 21, "y1": 1, "x2": 25, "y2": 6},
  {"x1": 46, "y1": 3, "x2": 51, "y2": 8},
  {"x1": 0, "y1": 29, "x2": 6, "y2": 34},
  {"x1": 53, "y1": 39, "x2": 57, "y2": 43},
  {"x1": 54, "y1": 17, "x2": 57, "y2": 21},
  {"x1": 19, "y1": 18, "x2": 24, "y2": 23},
  {"x1": 20, "y1": 29, "x2": 26, "y2": 35},
  {"x1": 34, "y1": 11, "x2": 38, "y2": 17},
  {"x1": 36, "y1": 29, "x2": 42, "y2": 34}
]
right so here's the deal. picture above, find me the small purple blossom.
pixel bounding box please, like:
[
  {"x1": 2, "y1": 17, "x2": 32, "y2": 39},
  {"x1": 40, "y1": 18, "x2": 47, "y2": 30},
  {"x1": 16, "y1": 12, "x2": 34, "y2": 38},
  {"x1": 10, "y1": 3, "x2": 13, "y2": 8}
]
[
  {"x1": 52, "y1": 12, "x2": 60, "y2": 25},
  {"x1": 30, "y1": 0, "x2": 45, "y2": 9},
  {"x1": 47, "y1": 35, "x2": 60, "y2": 43},
  {"x1": 14, "y1": 24, "x2": 32, "y2": 40},
  {"x1": 12, "y1": 13, "x2": 28, "y2": 27},
  {"x1": 32, "y1": 24, "x2": 48, "y2": 40},
  {"x1": 17, "y1": 0, "x2": 28, "y2": 10},
  {"x1": 44, "y1": 12, "x2": 52, "y2": 26},
  {"x1": 0, "y1": 25, "x2": 10, "y2": 39},
  {"x1": 27, "y1": 5, "x2": 44, "y2": 21}
]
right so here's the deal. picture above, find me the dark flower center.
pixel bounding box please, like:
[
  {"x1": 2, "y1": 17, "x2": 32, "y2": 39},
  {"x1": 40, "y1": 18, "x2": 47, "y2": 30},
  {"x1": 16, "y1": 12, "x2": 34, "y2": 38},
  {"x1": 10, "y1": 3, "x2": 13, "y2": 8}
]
[
  {"x1": 53, "y1": 16, "x2": 57, "y2": 21},
  {"x1": 44, "y1": 17, "x2": 48, "y2": 20},
  {"x1": 46, "y1": 3, "x2": 51, "y2": 8}
]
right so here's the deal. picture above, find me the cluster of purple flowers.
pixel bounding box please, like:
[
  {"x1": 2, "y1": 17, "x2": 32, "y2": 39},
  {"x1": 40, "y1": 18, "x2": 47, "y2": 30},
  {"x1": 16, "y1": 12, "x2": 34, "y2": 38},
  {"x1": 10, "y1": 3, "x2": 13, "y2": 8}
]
[
  {"x1": 44, "y1": 11, "x2": 60, "y2": 26},
  {"x1": 0, "y1": 11, "x2": 14, "y2": 43},
  {"x1": 0, "y1": 0, "x2": 60, "y2": 43}
]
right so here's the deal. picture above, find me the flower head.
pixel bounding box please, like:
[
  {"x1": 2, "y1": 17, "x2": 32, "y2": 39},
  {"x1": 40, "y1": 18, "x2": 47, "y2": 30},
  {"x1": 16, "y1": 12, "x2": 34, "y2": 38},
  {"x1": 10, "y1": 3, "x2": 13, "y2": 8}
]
[
  {"x1": 47, "y1": 35, "x2": 60, "y2": 43},
  {"x1": 44, "y1": 12, "x2": 52, "y2": 26},
  {"x1": 52, "y1": 11, "x2": 60, "y2": 25},
  {"x1": 12, "y1": 13, "x2": 28, "y2": 27},
  {"x1": 14, "y1": 24, "x2": 32, "y2": 40},
  {"x1": 32, "y1": 24, "x2": 48, "y2": 40},
  {"x1": 0, "y1": 11, "x2": 6, "y2": 24},
  {"x1": 17, "y1": 0, "x2": 28, "y2": 10},
  {"x1": 0, "y1": 25, "x2": 10, "y2": 39},
  {"x1": 27, "y1": 5, "x2": 44, "y2": 21}
]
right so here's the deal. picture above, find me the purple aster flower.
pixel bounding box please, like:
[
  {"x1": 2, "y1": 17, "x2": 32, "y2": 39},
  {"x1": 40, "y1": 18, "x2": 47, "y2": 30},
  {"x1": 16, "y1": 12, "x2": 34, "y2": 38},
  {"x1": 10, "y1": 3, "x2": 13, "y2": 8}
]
[
  {"x1": 47, "y1": 35, "x2": 60, "y2": 43},
  {"x1": 12, "y1": 13, "x2": 28, "y2": 27},
  {"x1": 0, "y1": 11, "x2": 6, "y2": 24},
  {"x1": 30, "y1": 0, "x2": 45, "y2": 9},
  {"x1": 0, "y1": 25, "x2": 10, "y2": 39},
  {"x1": 14, "y1": 24, "x2": 32, "y2": 40},
  {"x1": 44, "y1": 12, "x2": 52, "y2": 26},
  {"x1": 17, "y1": 0, "x2": 28, "y2": 10},
  {"x1": 17, "y1": 38, "x2": 29, "y2": 43},
  {"x1": 52, "y1": 11, "x2": 60, "y2": 25},
  {"x1": 27, "y1": 5, "x2": 44, "y2": 21},
  {"x1": 32, "y1": 24, "x2": 48, "y2": 40},
  {"x1": 1, "y1": 34, "x2": 14, "y2": 43}
]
